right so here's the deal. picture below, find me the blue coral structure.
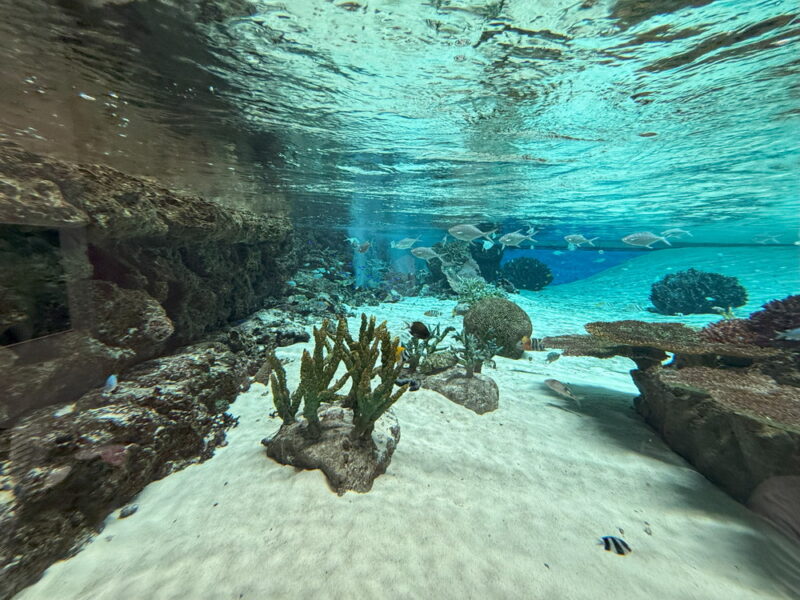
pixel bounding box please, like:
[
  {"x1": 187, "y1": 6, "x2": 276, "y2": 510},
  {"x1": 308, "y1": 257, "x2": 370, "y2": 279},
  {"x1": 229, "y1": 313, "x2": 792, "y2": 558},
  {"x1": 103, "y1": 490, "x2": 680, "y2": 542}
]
[
  {"x1": 499, "y1": 257, "x2": 553, "y2": 291},
  {"x1": 649, "y1": 268, "x2": 747, "y2": 315}
]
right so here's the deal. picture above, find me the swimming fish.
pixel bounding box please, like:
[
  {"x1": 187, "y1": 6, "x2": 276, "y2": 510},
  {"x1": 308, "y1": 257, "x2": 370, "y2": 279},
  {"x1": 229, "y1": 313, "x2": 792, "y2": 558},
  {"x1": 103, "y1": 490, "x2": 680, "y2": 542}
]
[
  {"x1": 391, "y1": 236, "x2": 421, "y2": 250},
  {"x1": 411, "y1": 247, "x2": 448, "y2": 263},
  {"x1": 481, "y1": 239, "x2": 494, "y2": 251},
  {"x1": 776, "y1": 327, "x2": 800, "y2": 341},
  {"x1": 516, "y1": 336, "x2": 545, "y2": 352},
  {"x1": 344, "y1": 237, "x2": 360, "y2": 247},
  {"x1": 447, "y1": 224, "x2": 496, "y2": 243},
  {"x1": 395, "y1": 345, "x2": 406, "y2": 364},
  {"x1": 409, "y1": 321, "x2": 431, "y2": 340},
  {"x1": 498, "y1": 228, "x2": 538, "y2": 250},
  {"x1": 357, "y1": 241, "x2": 371, "y2": 253},
  {"x1": 621, "y1": 232, "x2": 671, "y2": 249},
  {"x1": 544, "y1": 378, "x2": 579, "y2": 402},
  {"x1": 661, "y1": 228, "x2": 692, "y2": 239},
  {"x1": 564, "y1": 234, "x2": 597, "y2": 249},
  {"x1": 395, "y1": 378, "x2": 420, "y2": 391},
  {"x1": 545, "y1": 352, "x2": 561, "y2": 363},
  {"x1": 553, "y1": 250, "x2": 564, "y2": 256},
  {"x1": 423, "y1": 309, "x2": 442, "y2": 317},
  {"x1": 103, "y1": 374, "x2": 118, "y2": 395},
  {"x1": 598, "y1": 536, "x2": 632, "y2": 556}
]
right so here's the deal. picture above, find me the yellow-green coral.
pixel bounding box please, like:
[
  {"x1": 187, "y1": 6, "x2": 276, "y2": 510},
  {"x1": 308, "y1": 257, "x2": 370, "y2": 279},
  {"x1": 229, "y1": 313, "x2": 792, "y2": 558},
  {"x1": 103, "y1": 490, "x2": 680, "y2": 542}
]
[{"x1": 268, "y1": 314, "x2": 408, "y2": 441}]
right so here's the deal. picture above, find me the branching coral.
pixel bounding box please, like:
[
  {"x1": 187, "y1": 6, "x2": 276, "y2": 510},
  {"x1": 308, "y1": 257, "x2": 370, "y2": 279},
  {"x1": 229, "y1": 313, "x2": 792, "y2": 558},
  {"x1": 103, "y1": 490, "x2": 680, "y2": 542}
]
[
  {"x1": 649, "y1": 268, "x2": 747, "y2": 315},
  {"x1": 499, "y1": 257, "x2": 553, "y2": 291},
  {"x1": 402, "y1": 323, "x2": 455, "y2": 373},
  {"x1": 267, "y1": 314, "x2": 409, "y2": 442},
  {"x1": 452, "y1": 329, "x2": 501, "y2": 377}
]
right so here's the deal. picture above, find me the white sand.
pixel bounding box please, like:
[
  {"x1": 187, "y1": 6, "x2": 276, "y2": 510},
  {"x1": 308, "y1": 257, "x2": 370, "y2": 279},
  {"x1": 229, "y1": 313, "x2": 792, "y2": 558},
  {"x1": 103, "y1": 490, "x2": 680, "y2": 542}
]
[{"x1": 16, "y1": 247, "x2": 800, "y2": 599}]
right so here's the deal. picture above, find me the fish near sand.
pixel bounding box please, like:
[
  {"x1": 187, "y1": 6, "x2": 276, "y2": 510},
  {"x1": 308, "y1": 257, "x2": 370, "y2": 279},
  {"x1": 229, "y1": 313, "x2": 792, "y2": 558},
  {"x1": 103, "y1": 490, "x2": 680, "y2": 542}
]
[
  {"x1": 411, "y1": 246, "x2": 448, "y2": 264},
  {"x1": 409, "y1": 321, "x2": 431, "y2": 340},
  {"x1": 564, "y1": 234, "x2": 597, "y2": 250},
  {"x1": 447, "y1": 224, "x2": 496, "y2": 243},
  {"x1": 598, "y1": 536, "x2": 632, "y2": 556},
  {"x1": 423, "y1": 309, "x2": 442, "y2": 317},
  {"x1": 545, "y1": 351, "x2": 561, "y2": 363},
  {"x1": 498, "y1": 228, "x2": 538, "y2": 250},
  {"x1": 544, "y1": 378, "x2": 580, "y2": 404},
  {"x1": 621, "y1": 232, "x2": 671, "y2": 249},
  {"x1": 391, "y1": 236, "x2": 420, "y2": 250}
]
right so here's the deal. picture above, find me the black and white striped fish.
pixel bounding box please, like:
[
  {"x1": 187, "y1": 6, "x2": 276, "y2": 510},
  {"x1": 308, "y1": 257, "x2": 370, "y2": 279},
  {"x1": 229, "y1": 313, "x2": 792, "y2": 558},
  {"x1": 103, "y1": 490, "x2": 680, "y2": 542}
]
[{"x1": 598, "y1": 536, "x2": 631, "y2": 555}]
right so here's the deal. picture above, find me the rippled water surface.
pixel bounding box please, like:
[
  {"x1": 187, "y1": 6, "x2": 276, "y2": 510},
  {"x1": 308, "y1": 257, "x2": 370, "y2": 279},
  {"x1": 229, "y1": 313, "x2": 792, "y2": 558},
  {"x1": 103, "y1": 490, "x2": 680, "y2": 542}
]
[{"x1": 1, "y1": 0, "x2": 798, "y2": 241}]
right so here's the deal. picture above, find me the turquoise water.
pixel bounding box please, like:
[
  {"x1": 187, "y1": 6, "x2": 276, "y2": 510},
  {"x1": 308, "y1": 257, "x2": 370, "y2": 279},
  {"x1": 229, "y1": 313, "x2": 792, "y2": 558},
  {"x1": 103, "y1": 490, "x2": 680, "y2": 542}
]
[
  {"x1": 1, "y1": 0, "x2": 798, "y2": 239},
  {"x1": 1, "y1": 1, "x2": 799, "y2": 599}
]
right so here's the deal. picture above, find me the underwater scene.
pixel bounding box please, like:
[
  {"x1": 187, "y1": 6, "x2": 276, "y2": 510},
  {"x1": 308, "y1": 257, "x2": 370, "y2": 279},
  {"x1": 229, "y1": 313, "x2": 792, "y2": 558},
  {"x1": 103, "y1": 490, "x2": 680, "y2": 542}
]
[{"x1": 0, "y1": 0, "x2": 799, "y2": 598}]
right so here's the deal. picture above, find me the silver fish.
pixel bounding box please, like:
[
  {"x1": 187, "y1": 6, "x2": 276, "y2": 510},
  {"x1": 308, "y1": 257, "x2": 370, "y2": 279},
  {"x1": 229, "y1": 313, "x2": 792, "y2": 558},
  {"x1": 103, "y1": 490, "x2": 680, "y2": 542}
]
[
  {"x1": 544, "y1": 378, "x2": 578, "y2": 402},
  {"x1": 621, "y1": 231, "x2": 671, "y2": 248},
  {"x1": 390, "y1": 236, "x2": 421, "y2": 250},
  {"x1": 776, "y1": 327, "x2": 800, "y2": 341},
  {"x1": 661, "y1": 228, "x2": 692, "y2": 239},
  {"x1": 481, "y1": 239, "x2": 494, "y2": 251},
  {"x1": 545, "y1": 352, "x2": 561, "y2": 363},
  {"x1": 447, "y1": 224, "x2": 496, "y2": 243},
  {"x1": 498, "y1": 228, "x2": 538, "y2": 249},
  {"x1": 411, "y1": 247, "x2": 447, "y2": 263},
  {"x1": 344, "y1": 237, "x2": 360, "y2": 247},
  {"x1": 564, "y1": 234, "x2": 597, "y2": 248}
]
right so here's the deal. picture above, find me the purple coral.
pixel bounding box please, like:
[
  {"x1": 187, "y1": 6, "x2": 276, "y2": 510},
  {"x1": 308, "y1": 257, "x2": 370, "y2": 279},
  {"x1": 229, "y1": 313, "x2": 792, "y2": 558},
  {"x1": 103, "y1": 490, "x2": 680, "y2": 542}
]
[{"x1": 747, "y1": 295, "x2": 800, "y2": 347}]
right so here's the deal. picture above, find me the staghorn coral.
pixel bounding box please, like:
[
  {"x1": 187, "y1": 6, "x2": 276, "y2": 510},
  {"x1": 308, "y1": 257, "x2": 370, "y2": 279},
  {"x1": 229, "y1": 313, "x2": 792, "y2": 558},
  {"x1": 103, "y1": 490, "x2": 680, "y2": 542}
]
[{"x1": 649, "y1": 268, "x2": 747, "y2": 315}]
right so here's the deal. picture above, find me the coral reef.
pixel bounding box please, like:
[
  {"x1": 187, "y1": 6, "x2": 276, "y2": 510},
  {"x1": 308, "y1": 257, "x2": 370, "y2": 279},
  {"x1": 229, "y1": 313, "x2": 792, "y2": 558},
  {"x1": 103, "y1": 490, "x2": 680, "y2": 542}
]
[
  {"x1": 499, "y1": 257, "x2": 553, "y2": 291},
  {"x1": 543, "y1": 304, "x2": 800, "y2": 506},
  {"x1": 469, "y1": 242, "x2": 504, "y2": 281},
  {"x1": 463, "y1": 296, "x2": 533, "y2": 359},
  {"x1": 402, "y1": 323, "x2": 455, "y2": 373},
  {"x1": 451, "y1": 329, "x2": 501, "y2": 377},
  {"x1": 649, "y1": 267, "x2": 747, "y2": 315},
  {"x1": 262, "y1": 315, "x2": 409, "y2": 494},
  {"x1": 0, "y1": 342, "x2": 246, "y2": 600},
  {"x1": 0, "y1": 141, "x2": 293, "y2": 425},
  {"x1": 454, "y1": 278, "x2": 508, "y2": 306}
]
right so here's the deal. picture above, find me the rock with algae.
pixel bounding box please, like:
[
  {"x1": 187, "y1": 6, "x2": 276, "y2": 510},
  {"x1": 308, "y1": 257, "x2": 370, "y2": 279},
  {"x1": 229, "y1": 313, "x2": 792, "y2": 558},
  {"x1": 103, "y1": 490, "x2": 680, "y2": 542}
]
[{"x1": 543, "y1": 307, "x2": 800, "y2": 506}]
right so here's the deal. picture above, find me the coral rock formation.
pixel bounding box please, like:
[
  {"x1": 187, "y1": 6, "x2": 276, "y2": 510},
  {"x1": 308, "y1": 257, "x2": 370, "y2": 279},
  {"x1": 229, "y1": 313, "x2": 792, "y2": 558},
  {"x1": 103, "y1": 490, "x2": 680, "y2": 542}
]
[
  {"x1": 543, "y1": 299, "x2": 800, "y2": 507},
  {"x1": 463, "y1": 296, "x2": 532, "y2": 359}
]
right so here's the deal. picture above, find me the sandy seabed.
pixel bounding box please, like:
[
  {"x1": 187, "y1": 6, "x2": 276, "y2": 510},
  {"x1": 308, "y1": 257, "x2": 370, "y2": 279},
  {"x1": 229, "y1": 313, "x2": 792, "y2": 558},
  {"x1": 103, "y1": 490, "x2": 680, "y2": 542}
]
[{"x1": 15, "y1": 247, "x2": 800, "y2": 600}]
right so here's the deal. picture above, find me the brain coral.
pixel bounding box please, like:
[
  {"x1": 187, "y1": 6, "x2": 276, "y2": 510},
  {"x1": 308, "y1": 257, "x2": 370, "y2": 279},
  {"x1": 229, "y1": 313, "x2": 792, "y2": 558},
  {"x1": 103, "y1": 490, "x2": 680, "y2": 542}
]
[{"x1": 463, "y1": 296, "x2": 532, "y2": 359}]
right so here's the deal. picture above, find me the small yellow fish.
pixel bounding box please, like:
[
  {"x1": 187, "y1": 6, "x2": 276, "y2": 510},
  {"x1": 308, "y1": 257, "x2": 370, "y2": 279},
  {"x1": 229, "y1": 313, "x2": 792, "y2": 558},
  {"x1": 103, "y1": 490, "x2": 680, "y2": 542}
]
[{"x1": 395, "y1": 346, "x2": 405, "y2": 363}]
